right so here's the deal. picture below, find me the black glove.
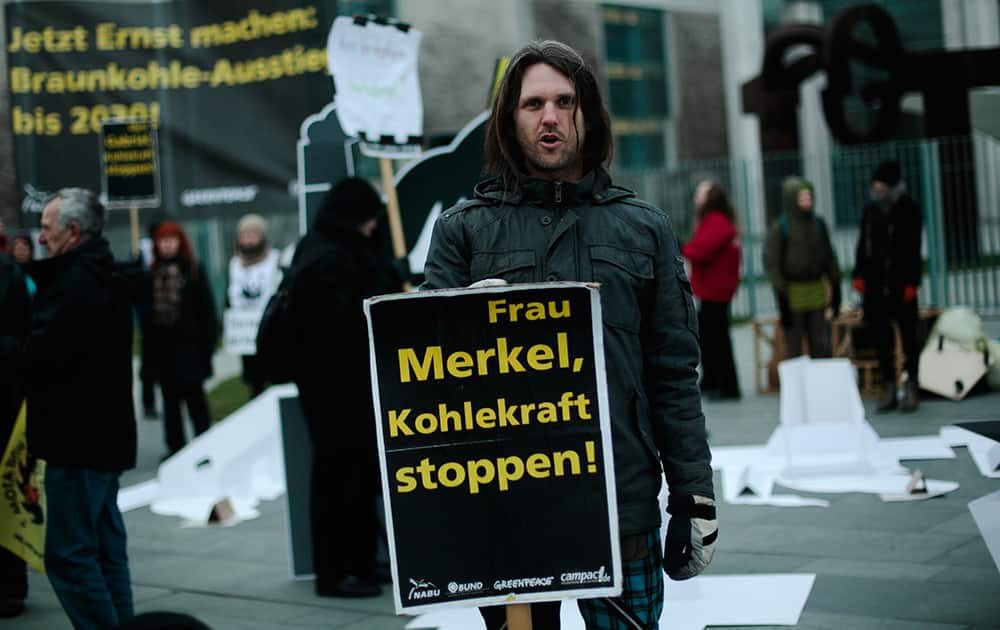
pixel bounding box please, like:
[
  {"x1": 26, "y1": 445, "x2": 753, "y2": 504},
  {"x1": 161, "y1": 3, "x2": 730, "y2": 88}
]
[
  {"x1": 663, "y1": 494, "x2": 717, "y2": 581},
  {"x1": 391, "y1": 257, "x2": 411, "y2": 287}
]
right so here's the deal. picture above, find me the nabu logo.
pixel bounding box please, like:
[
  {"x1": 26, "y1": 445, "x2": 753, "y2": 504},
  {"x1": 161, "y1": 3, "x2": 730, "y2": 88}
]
[{"x1": 408, "y1": 578, "x2": 440, "y2": 600}]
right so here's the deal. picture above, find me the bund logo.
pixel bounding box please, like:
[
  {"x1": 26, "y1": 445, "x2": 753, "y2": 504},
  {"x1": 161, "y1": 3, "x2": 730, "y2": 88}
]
[
  {"x1": 447, "y1": 581, "x2": 485, "y2": 596},
  {"x1": 407, "y1": 578, "x2": 441, "y2": 601}
]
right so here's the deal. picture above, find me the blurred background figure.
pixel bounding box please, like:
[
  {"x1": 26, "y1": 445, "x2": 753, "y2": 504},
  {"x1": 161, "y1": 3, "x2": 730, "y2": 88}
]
[
  {"x1": 138, "y1": 217, "x2": 165, "y2": 419},
  {"x1": 853, "y1": 161, "x2": 923, "y2": 412},
  {"x1": 766, "y1": 177, "x2": 841, "y2": 359},
  {"x1": 682, "y1": 180, "x2": 742, "y2": 400},
  {"x1": 146, "y1": 221, "x2": 219, "y2": 459},
  {"x1": 289, "y1": 178, "x2": 402, "y2": 598},
  {"x1": 0, "y1": 241, "x2": 30, "y2": 619},
  {"x1": 227, "y1": 213, "x2": 281, "y2": 397},
  {"x1": 10, "y1": 232, "x2": 36, "y2": 298}
]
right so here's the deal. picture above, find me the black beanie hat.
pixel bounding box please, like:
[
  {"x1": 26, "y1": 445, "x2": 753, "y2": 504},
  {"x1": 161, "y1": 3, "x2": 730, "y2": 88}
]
[
  {"x1": 872, "y1": 161, "x2": 901, "y2": 186},
  {"x1": 314, "y1": 177, "x2": 384, "y2": 234}
]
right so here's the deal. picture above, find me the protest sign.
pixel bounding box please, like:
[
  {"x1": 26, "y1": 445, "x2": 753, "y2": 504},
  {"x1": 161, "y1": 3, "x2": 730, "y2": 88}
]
[
  {"x1": 223, "y1": 308, "x2": 263, "y2": 356},
  {"x1": 326, "y1": 15, "x2": 423, "y2": 158},
  {"x1": 100, "y1": 118, "x2": 159, "y2": 209},
  {"x1": 6, "y1": 1, "x2": 337, "y2": 220},
  {"x1": 0, "y1": 403, "x2": 46, "y2": 575},
  {"x1": 365, "y1": 283, "x2": 621, "y2": 614}
]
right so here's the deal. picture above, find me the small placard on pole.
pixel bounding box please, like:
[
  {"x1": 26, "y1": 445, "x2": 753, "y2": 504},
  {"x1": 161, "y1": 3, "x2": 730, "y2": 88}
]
[{"x1": 100, "y1": 118, "x2": 160, "y2": 254}]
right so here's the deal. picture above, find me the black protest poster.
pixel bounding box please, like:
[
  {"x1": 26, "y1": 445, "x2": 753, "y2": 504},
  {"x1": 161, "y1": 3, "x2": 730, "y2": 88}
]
[
  {"x1": 5, "y1": 0, "x2": 336, "y2": 220},
  {"x1": 365, "y1": 283, "x2": 621, "y2": 613},
  {"x1": 100, "y1": 119, "x2": 159, "y2": 208}
]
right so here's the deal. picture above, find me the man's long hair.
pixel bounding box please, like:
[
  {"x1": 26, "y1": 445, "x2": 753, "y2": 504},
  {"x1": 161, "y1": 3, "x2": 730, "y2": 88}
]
[{"x1": 485, "y1": 40, "x2": 613, "y2": 188}]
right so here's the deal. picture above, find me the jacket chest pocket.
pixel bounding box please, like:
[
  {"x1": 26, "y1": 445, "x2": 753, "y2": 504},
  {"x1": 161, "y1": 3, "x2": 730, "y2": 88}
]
[
  {"x1": 590, "y1": 244, "x2": 653, "y2": 333},
  {"x1": 674, "y1": 257, "x2": 698, "y2": 334},
  {"x1": 470, "y1": 249, "x2": 536, "y2": 284}
]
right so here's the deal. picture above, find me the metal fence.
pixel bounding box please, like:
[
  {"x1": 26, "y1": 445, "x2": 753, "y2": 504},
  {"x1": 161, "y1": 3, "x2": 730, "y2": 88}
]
[
  {"x1": 618, "y1": 133, "x2": 1000, "y2": 320},
  {"x1": 97, "y1": 134, "x2": 1000, "y2": 318}
]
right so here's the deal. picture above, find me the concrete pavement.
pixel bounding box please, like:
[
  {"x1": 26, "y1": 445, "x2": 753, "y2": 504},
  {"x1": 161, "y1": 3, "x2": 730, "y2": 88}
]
[{"x1": 6, "y1": 325, "x2": 1000, "y2": 629}]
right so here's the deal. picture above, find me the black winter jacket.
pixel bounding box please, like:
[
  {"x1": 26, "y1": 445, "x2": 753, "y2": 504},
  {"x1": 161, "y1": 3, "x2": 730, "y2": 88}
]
[
  {"x1": 24, "y1": 238, "x2": 137, "y2": 471},
  {"x1": 290, "y1": 226, "x2": 400, "y2": 449},
  {"x1": 144, "y1": 261, "x2": 219, "y2": 385},
  {"x1": 0, "y1": 252, "x2": 31, "y2": 431},
  {"x1": 423, "y1": 169, "x2": 714, "y2": 535},
  {"x1": 853, "y1": 188, "x2": 923, "y2": 311}
]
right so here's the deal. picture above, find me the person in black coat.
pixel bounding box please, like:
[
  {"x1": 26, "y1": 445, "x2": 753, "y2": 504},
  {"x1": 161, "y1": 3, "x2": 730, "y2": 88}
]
[
  {"x1": 290, "y1": 178, "x2": 401, "y2": 598},
  {"x1": 24, "y1": 188, "x2": 137, "y2": 628},
  {"x1": 852, "y1": 161, "x2": 923, "y2": 412},
  {"x1": 146, "y1": 221, "x2": 220, "y2": 457},
  {"x1": 0, "y1": 251, "x2": 31, "y2": 618}
]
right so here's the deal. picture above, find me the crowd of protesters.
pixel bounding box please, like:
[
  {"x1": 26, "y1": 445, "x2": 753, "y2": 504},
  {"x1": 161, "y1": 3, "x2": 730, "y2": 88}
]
[{"x1": 0, "y1": 36, "x2": 924, "y2": 630}]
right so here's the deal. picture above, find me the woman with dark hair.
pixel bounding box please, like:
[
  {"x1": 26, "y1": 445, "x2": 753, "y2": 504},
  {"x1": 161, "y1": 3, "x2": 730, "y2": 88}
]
[
  {"x1": 682, "y1": 180, "x2": 742, "y2": 399},
  {"x1": 10, "y1": 232, "x2": 36, "y2": 299},
  {"x1": 146, "y1": 221, "x2": 219, "y2": 457}
]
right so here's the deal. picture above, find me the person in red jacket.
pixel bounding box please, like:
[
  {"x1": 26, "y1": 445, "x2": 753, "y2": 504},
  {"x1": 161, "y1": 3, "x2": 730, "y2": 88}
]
[{"x1": 682, "y1": 180, "x2": 742, "y2": 399}]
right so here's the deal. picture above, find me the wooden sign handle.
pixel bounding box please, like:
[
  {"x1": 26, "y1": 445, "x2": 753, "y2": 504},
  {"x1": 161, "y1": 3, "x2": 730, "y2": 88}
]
[
  {"x1": 378, "y1": 157, "x2": 411, "y2": 291},
  {"x1": 129, "y1": 206, "x2": 140, "y2": 258},
  {"x1": 506, "y1": 603, "x2": 533, "y2": 630}
]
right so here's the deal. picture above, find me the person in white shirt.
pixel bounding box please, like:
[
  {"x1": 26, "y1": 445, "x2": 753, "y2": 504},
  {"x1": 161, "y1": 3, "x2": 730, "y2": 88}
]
[{"x1": 227, "y1": 214, "x2": 280, "y2": 396}]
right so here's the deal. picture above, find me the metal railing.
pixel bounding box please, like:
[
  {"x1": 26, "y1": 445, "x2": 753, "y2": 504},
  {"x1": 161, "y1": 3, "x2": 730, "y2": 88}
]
[{"x1": 618, "y1": 133, "x2": 1000, "y2": 319}]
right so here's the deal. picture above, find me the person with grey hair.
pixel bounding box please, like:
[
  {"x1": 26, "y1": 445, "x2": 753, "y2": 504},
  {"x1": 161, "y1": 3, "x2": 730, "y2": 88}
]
[{"x1": 24, "y1": 188, "x2": 137, "y2": 628}]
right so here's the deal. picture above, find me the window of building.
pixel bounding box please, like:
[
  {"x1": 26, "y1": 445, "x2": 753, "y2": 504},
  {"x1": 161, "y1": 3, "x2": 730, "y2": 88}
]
[{"x1": 602, "y1": 4, "x2": 670, "y2": 168}]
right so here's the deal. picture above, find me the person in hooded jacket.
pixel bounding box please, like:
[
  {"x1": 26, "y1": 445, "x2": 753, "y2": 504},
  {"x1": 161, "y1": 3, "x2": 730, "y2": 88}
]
[
  {"x1": 226, "y1": 214, "x2": 281, "y2": 396},
  {"x1": 765, "y1": 177, "x2": 841, "y2": 359},
  {"x1": 682, "y1": 180, "x2": 742, "y2": 399},
  {"x1": 289, "y1": 177, "x2": 401, "y2": 598},
  {"x1": 146, "y1": 221, "x2": 219, "y2": 457},
  {"x1": 853, "y1": 161, "x2": 923, "y2": 412}
]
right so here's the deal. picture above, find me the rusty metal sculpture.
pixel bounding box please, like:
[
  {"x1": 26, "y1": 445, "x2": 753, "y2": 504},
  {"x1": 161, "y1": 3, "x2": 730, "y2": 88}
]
[
  {"x1": 742, "y1": 3, "x2": 1000, "y2": 263},
  {"x1": 743, "y1": 3, "x2": 1000, "y2": 145}
]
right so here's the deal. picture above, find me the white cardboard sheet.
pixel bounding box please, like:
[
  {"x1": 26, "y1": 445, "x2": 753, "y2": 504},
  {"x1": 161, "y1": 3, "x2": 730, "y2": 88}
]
[
  {"x1": 940, "y1": 424, "x2": 1000, "y2": 478},
  {"x1": 117, "y1": 479, "x2": 159, "y2": 512},
  {"x1": 126, "y1": 384, "x2": 295, "y2": 525},
  {"x1": 710, "y1": 358, "x2": 958, "y2": 506},
  {"x1": 969, "y1": 489, "x2": 1000, "y2": 573},
  {"x1": 405, "y1": 574, "x2": 816, "y2": 630}
]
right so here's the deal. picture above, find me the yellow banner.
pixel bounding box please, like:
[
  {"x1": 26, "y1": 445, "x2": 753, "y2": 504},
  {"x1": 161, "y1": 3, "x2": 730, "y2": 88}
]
[{"x1": 0, "y1": 403, "x2": 46, "y2": 574}]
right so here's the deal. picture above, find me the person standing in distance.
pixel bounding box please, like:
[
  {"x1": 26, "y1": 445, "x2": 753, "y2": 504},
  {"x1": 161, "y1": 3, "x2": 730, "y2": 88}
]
[
  {"x1": 28, "y1": 188, "x2": 137, "y2": 629},
  {"x1": 682, "y1": 180, "x2": 742, "y2": 400},
  {"x1": 423, "y1": 40, "x2": 716, "y2": 629},
  {"x1": 853, "y1": 161, "x2": 923, "y2": 412}
]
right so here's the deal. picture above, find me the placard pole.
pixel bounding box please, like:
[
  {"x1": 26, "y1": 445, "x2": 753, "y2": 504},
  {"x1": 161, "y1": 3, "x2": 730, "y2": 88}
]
[
  {"x1": 129, "y1": 206, "x2": 140, "y2": 257},
  {"x1": 379, "y1": 156, "x2": 411, "y2": 291},
  {"x1": 506, "y1": 603, "x2": 533, "y2": 630}
]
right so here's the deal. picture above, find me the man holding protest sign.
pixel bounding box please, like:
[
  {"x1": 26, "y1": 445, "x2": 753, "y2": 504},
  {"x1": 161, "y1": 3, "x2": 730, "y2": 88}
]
[{"x1": 423, "y1": 41, "x2": 717, "y2": 628}]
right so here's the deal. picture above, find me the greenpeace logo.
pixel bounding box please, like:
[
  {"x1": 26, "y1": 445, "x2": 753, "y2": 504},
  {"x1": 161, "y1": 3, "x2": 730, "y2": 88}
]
[
  {"x1": 560, "y1": 566, "x2": 611, "y2": 585},
  {"x1": 447, "y1": 581, "x2": 484, "y2": 595},
  {"x1": 180, "y1": 185, "x2": 259, "y2": 207},
  {"x1": 407, "y1": 578, "x2": 440, "y2": 600},
  {"x1": 493, "y1": 576, "x2": 554, "y2": 590}
]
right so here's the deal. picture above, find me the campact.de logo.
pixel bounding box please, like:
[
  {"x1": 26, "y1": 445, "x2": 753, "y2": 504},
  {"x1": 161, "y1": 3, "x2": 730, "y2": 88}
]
[{"x1": 560, "y1": 566, "x2": 611, "y2": 585}]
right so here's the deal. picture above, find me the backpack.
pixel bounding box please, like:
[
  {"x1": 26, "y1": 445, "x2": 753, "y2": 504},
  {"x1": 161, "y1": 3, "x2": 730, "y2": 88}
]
[{"x1": 255, "y1": 269, "x2": 297, "y2": 384}]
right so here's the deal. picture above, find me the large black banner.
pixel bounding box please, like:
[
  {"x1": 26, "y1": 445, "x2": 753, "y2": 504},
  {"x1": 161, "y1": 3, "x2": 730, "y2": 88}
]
[
  {"x1": 366, "y1": 283, "x2": 621, "y2": 613},
  {"x1": 6, "y1": 0, "x2": 338, "y2": 221}
]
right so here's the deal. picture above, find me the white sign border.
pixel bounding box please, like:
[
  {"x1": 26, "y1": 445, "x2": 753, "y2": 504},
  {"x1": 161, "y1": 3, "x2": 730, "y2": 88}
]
[{"x1": 364, "y1": 282, "x2": 622, "y2": 615}]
